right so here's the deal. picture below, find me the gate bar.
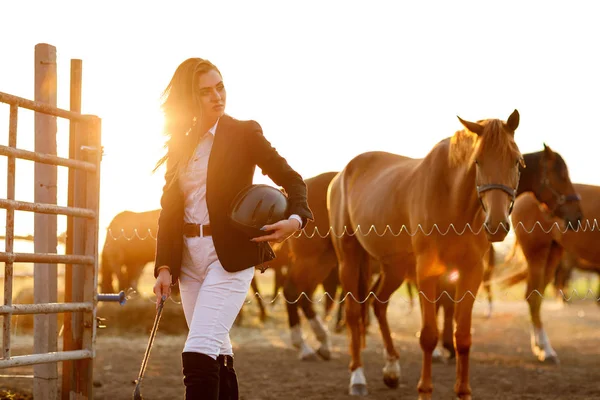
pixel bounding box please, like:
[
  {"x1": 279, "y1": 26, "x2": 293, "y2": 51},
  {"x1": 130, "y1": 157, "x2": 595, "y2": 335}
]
[
  {"x1": 0, "y1": 199, "x2": 95, "y2": 218},
  {"x1": 0, "y1": 145, "x2": 96, "y2": 172},
  {"x1": 0, "y1": 91, "x2": 90, "y2": 122},
  {"x1": 0, "y1": 350, "x2": 93, "y2": 369},
  {"x1": 0, "y1": 252, "x2": 94, "y2": 265},
  {"x1": 0, "y1": 302, "x2": 93, "y2": 315}
]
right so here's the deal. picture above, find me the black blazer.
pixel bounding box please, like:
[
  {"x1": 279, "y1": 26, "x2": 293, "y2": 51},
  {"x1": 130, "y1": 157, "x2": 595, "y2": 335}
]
[{"x1": 153, "y1": 114, "x2": 314, "y2": 282}]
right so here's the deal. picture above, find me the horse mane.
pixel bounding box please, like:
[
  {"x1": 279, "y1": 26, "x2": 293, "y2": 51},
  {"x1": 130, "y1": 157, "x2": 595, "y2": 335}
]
[{"x1": 448, "y1": 119, "x2": 519, "y2": 167}]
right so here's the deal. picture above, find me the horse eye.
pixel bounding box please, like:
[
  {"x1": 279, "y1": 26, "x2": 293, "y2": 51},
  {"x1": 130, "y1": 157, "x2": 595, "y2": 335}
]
[{"x1": 475, "y1": 160, "x2": 479, "y2": 165}]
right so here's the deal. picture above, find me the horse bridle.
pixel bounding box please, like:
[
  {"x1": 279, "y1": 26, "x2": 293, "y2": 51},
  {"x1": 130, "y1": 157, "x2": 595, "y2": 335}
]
[
  {"x1": 476, "y1": 183, "x2": 518, "y2": 215},
  {"x1": 475, "y1": 158, "x2": 521, "y2": 216},
  {"x1": 539, "y1": 157, "x2": 581, "y2": 215}
]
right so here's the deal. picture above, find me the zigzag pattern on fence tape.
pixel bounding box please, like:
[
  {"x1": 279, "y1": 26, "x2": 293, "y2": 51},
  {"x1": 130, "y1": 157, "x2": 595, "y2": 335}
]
[
  {"x1": 105, "y1": 219, "x2": 600, "y2": 241},
  {"x1": 129, "y1": 288, "x2": 600, "y2": 306}
]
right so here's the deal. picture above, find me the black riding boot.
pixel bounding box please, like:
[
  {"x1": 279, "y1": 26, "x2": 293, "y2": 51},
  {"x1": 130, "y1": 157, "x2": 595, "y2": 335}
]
[
  {"x1": 182, "y1": 352, "x2": 220, "y2": 400},
  {"x1": 217, "y1": 355, "x2": 239, "y2": 400}
]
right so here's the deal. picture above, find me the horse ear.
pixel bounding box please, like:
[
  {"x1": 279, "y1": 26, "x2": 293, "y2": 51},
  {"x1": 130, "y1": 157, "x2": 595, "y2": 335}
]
[
  {"x1": 506, "y1": 109, "x2": 520, "y2": 132},
  {"x1": 457, "y1": 116, "x2": 484, "y2": 136},
  {"x1": 543, "y1": 142, "x2": 556, "y2": 160}
]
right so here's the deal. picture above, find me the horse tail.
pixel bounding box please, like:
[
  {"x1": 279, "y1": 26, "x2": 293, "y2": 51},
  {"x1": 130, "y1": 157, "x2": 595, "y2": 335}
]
[{"x1": 503, "y1": 239, "x2": 519, "y2": 264}]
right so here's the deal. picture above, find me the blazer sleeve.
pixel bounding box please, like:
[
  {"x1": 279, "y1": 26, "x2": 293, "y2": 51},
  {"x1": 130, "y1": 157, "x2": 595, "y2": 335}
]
[
  {"x1": 153, "y1": 158, "x2": 180, "y2": 278},
  {"x1": 246, "y1": 120, "x2": 314, "y2": 228}
]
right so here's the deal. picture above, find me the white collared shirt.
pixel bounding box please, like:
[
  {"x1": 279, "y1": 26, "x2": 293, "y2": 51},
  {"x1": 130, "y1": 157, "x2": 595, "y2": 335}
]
[{"x1": 179, "y1": 119, "x2": 302, "y2": 269}]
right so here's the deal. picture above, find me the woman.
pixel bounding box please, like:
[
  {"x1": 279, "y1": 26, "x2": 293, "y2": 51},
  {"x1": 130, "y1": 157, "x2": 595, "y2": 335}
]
[{"x1": 152, "y1": 58, "x2": 314, "y2": 399}]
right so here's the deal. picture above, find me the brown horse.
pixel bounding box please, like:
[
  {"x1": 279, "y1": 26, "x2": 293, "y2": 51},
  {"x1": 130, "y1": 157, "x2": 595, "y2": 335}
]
[
  {"x1": 328, "y1": 110, "x2": 523, "y2": 398},
  {"x1": 503, "y1": 183, "x2": 594, "y2": 364}
]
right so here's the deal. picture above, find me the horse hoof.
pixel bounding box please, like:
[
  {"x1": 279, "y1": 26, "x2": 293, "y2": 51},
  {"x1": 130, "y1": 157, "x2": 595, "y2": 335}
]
[
  {"x1": 540, "y1": 353, "x2": 560, "y2": 364},
  {"x1": 349, "y1": 384, "x2": 368, "y2": 396},
  {"x1": 456, "y1": 395, "x2": 472, "y2": 400},
  {"x1": 432, "y1": 348, "x2": 445, "y2": 363},
  {"x1": 383, "y1": 375, "x2": 399, "y2": 388},
  {"x1": 300, "y1": 351, "x2": 319, "y2": 361},
  {"x1": 316, "y1": 347, "x2": 331, "y2": 361},
  {"x1": 418, "y1": 393, "x2": 432, "y2": 400}
]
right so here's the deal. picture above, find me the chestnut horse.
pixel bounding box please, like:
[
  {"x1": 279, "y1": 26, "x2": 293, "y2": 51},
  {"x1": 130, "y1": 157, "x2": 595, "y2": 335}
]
[
  {"x1": 328, "y1": 110, "x2": 523, "y2": 398},
  {"x1": 503, "y1": 183, "x2": 593, "y2": 364}
]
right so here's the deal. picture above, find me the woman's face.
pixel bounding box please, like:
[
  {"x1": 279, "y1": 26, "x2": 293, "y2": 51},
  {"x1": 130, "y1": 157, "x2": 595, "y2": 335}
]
[{"x1": 196, "y1": 69, "x2": 226, "y2": 121}]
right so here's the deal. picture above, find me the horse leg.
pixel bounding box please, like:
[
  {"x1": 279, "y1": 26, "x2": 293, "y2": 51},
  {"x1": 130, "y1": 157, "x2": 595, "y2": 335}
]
[
  {"x1": 406, "y1": 280, "x2": 415, "y2": 314},
  {"x1": 299, "y1": 288, "x2": 332, "y2": 361},
  {"x1": 334, "y1": 291, "x2": 345, "y2": 333},
  {"x1": 322, "y1": 265, "x2": 339, "y2": 320},
  {"x1": 436, "y1": 277, "x2": 456, "y2": 362},
  {"x1": 371, "y1": 264, "x2": 403, "y2": 389},
  {"x1": 283, "y1": 278, "x2": 317, "y2": 361},
  {"x1": 525, "y1": 243, "x2": 561, "y2": 364},
  {"x1": 553, "y1": 258, "x2": 568, "y2": 306},
  {"x1": 483, "y1": 246, "x2": 495, "y2": 318},
  {"x1": 452, "y1": 260, "x2": 484, "y2": 400},
  {"x1": 441, "y1": 291, "x2": 456, "y2": 361},
  {"x1": 341, "y1": 254, "x2": 370, "y2": 395},
  {"x1": 597, "y1": 275, "x2": 600, "y2": 307},
  {"x1": 272, "y1": 265, "x2": 286, "y2": 305},
  {"x1": 416, "y1": 259, "x2": 440, "y2": 400},
  {"x1": 251, "y1": 276, "x2": 268, "y2": 322}
]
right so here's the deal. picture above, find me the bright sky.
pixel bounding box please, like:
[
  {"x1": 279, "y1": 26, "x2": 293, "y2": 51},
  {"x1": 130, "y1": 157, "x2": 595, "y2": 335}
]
[{"x1": 1, "y1": 1, "x2": 599, "y2": 252}]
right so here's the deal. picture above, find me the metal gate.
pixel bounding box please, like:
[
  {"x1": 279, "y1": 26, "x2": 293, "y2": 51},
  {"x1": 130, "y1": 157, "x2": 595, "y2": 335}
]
[{"x1": 0, "y1": 43, "x2": 102, "y2": 399}]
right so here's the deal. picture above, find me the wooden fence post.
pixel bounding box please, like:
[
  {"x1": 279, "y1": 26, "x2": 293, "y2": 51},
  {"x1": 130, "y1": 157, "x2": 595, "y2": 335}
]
[
  {"x1": 62, "y1": 58, "x2": 84, "y2": 400},
  {"x1": 33, "y1": 42, "x2": 59, "y2": 400}
]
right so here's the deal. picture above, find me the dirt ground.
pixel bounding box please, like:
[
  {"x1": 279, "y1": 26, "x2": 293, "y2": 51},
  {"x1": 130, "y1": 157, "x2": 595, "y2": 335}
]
[{"x1": 1, "y1": 272, "x2": 599, "y2": 400}]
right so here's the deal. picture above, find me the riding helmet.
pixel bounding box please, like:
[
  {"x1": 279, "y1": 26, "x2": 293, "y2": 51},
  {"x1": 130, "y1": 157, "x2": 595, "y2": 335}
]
[{"x1": 229, "y1": 184, "x2": 289, "y2": 238}]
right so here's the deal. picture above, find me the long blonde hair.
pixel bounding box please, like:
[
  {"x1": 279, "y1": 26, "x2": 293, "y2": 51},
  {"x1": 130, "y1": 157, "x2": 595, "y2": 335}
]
[{"x1": 153, "y1": 58, "x2": 222, "y2": 183}]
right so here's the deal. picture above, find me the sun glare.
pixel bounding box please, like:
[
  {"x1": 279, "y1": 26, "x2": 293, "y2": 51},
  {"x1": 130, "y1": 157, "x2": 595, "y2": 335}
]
[{"x1": 96, "y1": 100, "x2": 166, "y2": 249}]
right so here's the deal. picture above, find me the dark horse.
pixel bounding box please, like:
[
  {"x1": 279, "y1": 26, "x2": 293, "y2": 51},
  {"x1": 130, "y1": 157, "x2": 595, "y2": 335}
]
[
  {"x1": 100, "y1": 209, "x2": 161, "y2": 294},
  {"x1": 101, "y1": 209, "x2": 267, "y2": 321},
  {"x1": 502, "y1": 182, "x2": 592, "y2": 364},
  {"x1": 329, "y1": 110, "x2": 523, "y2": 399},
  {"x1": 479, "y1": 145, "x2": 583, "y2": 317},
  {"x1": 280, "y1": 171, "x2": 342, "y2": 360},
  {"x1": 433, "y1": 145, "x2": 584, "y2": 363}
]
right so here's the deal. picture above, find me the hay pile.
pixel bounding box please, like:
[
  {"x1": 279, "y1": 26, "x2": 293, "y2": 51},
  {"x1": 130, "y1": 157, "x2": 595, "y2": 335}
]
[
  {"x1": 0, "y1": 388, "x2": 33, "y2": 400},
  {"x1": 96, "y1": 295, "x2": 188, "y2": 335},
  {"x1": 8, "y1": 289, "x2": 189, "y2": 336}
]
